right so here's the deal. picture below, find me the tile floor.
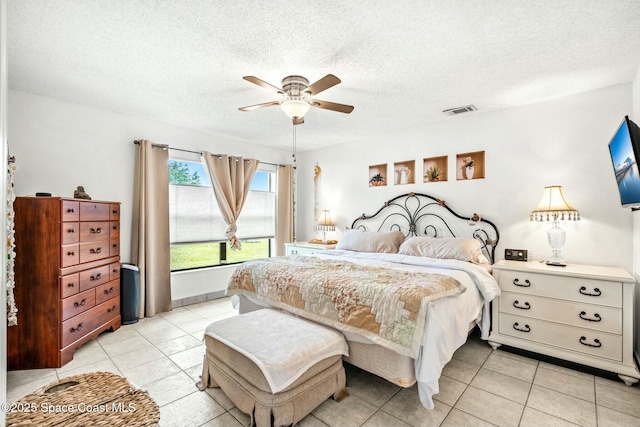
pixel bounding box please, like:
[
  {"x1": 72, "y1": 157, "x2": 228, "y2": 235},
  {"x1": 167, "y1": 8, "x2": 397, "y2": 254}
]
[{"x1": 7, "y1": 297, "x2": 640, "y2": 427}]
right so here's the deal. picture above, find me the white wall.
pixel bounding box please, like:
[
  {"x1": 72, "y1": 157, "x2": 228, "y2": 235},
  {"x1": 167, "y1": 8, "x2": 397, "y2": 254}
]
[
  {"x1": 631, "y1": 64, "x2": 640, "y2": 361},
  {"x1": 298, "y1": 84, "x2": 634, "y2": 271},
  {"x1": 9, "y1": 90, "x2": 291, "y2": 300},
  {"x1": 1, "y1": 0, "x2": 7, "y2": 422}
]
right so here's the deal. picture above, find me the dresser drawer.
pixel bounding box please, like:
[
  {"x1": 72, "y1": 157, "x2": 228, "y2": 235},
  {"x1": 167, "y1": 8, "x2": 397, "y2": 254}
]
[
  {"x1": 109, "y1": 262, "x2": 121, "y2": 281},
  {"x1": 110, "y1": 221, "x2": 120, "y2": 239},
  {"x1": 95, "y1": 296, "x2": 120, "y2": 326},
  {"x1": 80, "y1": 202, "x2": 110, "y2": 221},
  {"x1": 96, "y1": 280, "x2": 120, "y2": 305},
  {"x1": 61, "y1": 296, "x2": 119, "y2": 348},
  {"x1": 498, "y1": 270, "x2": 622, "y2": 308},
  {"x1": 110, "y1": 204, "x2": 120, "y2": 221},
  {"x1": 60, "y1": 273, "x2": 80, "y2": 299},
  {"x1": 109, "y1": 238, "x2": 120, "y2": 257},
  {"x1": 61, "y1": 200, "x2": 80, "y2": 222},
  {"x1": 79, "y1": 221, "x2": 110, "y2": 242},
  {"x1": 499, "y1": 313, "x2": 622, "y2": 361},
  {"x1": 500, "y1": 291, "x2": 622, "y2": 334},
  {"x1": 79, "y1": 264, "x2": 110, "y2": 291},
  {"x1": 61, "y1": 244, "x2": 79, "y2": 268},
  {"x1": 79, "y1": 241, "x2": 109, "y2": 263},
  {"x1": 61, "y1": 222, "x2": 79, "y2": 245},
  {"x1": 61, "y1": 288, "x2": 96, "y2": 321}
]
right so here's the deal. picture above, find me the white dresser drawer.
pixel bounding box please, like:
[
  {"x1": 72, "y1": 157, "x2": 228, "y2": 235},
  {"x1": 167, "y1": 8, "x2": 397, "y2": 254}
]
[
  {"x1": 285, "y1": 243, "x2": 336, "y2": 256},
  {"x1": 498, "y1": 270, "x2": 622, "y2": 308},
  {"x1": 499, "y1": 313, "x2": 622, "y2": 361},
  {"x1": 500, "y1": 291, "x2": 622, "y2": 334}
]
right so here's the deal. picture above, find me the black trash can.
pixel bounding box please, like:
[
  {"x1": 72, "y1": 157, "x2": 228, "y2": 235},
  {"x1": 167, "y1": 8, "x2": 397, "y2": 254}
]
[{"x1": 120, "y1": 264, "x2": 140, "y2": 325}]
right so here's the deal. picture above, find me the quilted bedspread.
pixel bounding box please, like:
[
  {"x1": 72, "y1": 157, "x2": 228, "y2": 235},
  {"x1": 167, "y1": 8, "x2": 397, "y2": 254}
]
[{"x1": 226, "y1": 255, "x2": 465, "y2": 358}]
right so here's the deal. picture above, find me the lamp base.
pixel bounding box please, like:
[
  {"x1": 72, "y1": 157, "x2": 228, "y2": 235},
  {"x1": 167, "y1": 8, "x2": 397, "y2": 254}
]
[
  {"x1": 545, "y1": 260, "x2": 567, "y2": 267},
  {"x1": 546, "y1": 221, "x2": 567, "y2": 267}
]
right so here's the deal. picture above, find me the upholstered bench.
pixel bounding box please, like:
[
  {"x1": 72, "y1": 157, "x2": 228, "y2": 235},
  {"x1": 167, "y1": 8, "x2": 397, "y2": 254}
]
[{"x1": 198, "y1": 309, "x2": 348, "y2": 427}]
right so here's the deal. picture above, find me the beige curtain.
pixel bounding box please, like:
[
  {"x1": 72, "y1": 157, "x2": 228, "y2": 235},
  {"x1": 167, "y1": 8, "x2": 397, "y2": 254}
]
[
  {"x1": 131, "y1": 140, "x2": 172, "y2": 318},
  {"x1": 276, "y1": 164, "x2": 294, "y2": 255},
  {"x1": 203, "y1": 152, "x2": 259, "y2": 250}
]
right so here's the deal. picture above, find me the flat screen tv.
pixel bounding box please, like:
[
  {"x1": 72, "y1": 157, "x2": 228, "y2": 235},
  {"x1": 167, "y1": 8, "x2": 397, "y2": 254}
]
[{"x1": 608, "y1": 116, "x2": 640, "y2": 208}]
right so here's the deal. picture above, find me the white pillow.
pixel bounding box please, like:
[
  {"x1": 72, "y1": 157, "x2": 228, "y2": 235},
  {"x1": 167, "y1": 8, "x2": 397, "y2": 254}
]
[
  {"x1": 336, "y1": 229, "x2": 406, "y2": 253},
  {"x1": 398, "y1": 236, "x2": 489, "y2": 264}
]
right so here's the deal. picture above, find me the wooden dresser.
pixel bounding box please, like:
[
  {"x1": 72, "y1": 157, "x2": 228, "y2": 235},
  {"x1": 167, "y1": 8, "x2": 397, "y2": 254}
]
[
  {"x1": 8, "y1": 197, "x2": 122, "y2": 370},
  {"x1": 488, "y1": 260, "x2": 640, "y2": 385}
]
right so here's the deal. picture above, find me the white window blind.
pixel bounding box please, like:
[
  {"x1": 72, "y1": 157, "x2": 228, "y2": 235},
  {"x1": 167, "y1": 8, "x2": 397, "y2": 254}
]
[{"x1": 169, "y1": 157, "x2": 275, "y2": 244}]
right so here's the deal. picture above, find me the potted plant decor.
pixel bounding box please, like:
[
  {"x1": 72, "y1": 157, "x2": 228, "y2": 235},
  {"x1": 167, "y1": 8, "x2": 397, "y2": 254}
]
[
  {"x1": 425, "y1": 166, "x2": 441, "y2": 182},
  {"x1": 369, "y1": 173, "x2": 385, "y2": 186}
]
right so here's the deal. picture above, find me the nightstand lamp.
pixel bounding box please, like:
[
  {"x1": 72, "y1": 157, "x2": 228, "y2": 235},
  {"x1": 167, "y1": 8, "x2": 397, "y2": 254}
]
[
  {"x1": 314, "y1": 210, "x2": 335, "y2": 244},
  {"x1": 530, "y1": 185, "x2": 580, "y2": 266}
]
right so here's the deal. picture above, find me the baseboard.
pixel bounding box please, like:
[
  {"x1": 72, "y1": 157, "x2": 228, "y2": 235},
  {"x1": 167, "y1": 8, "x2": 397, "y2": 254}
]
[{"x1": 172, "y1": 290, "x2": 227, "y2": 308}]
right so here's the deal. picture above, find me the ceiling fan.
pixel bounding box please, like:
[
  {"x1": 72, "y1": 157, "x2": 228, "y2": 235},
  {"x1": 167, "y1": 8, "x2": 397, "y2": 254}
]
[{"x1": 238, "y1": 74, "x2": 354, "y2": 125}]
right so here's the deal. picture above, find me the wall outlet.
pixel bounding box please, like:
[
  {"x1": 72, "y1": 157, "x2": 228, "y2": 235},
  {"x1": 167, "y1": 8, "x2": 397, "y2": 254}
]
[{"x1": 505, "y1": 249, "x2": 528, "y2": 261}]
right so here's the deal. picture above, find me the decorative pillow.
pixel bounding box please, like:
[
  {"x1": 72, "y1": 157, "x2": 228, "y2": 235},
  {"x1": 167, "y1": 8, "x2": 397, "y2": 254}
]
[
  {"x1": 398, "y1": 236, "x2": 489, "y2": 264},
  {"x1": 336, "y1": 229, "x2": 406, "y2": 253}
]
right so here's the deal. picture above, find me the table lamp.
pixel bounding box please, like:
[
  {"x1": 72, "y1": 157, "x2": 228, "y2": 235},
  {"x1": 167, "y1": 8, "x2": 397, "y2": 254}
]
[{"x1": 530, "y1": 186, "x2": 580, "y2": 266}]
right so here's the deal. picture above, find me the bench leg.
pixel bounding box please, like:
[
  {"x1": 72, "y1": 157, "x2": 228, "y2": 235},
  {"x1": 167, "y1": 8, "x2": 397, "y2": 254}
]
[
  {"x1": 197, "y1": 357, "x2": 221, "y2": 391},
  {"x1": 333, "y1": 366, "x2": 348, "y2": 402}
]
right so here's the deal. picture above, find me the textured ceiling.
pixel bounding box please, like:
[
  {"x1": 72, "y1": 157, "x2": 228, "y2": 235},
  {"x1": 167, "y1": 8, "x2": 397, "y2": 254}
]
[{"x1": 7, "y1": 1, "x2": 640, "y2": 151}]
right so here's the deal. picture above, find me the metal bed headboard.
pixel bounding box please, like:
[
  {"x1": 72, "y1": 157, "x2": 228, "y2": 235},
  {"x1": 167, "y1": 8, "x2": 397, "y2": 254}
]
[{"x1": 350, "y1": 192, "x2": 500, "y2": 263}]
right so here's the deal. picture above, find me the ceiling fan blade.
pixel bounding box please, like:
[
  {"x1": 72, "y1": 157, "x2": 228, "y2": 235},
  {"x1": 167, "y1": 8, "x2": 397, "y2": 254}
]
[
  {"x1": 303, "y1": 74, "x2": 341, "y2": 96},
  {"x1": 293, "y1": 117, "x2": 304, "y2": 125},
  {"x1": 310, "y1": 99, "x2": 354, "y2": 114},
  {"x1": 238, "y1": 101, "x2": 282, "y2": 112},
  {"x1": 243, "y1": 76, "x2": 285, "y2": 94}
]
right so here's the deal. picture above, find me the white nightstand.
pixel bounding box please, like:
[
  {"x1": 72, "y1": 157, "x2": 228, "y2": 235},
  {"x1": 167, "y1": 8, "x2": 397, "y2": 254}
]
[
  {"x1": 488, "y1": 260, "x2": 640, "y2": 385},
  {"x1": 285, "y1": 242, "x2": 336, "y2": 255}
]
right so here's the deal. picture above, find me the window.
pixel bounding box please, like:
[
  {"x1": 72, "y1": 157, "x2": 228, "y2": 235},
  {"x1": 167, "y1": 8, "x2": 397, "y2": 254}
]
[{"x1": 168, "y1": 154, "x2": 276, "y2": 271}]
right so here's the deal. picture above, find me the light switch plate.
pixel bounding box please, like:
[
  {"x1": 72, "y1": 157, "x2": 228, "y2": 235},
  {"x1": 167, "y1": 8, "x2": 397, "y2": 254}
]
[{"x1": 505, "y1": 249, "x2": 528, "y2": 261}]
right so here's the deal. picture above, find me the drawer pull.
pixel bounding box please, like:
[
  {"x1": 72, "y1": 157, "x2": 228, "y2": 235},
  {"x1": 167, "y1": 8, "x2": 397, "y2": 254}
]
[
  {"x1": 512, "y1": 300, "x2": 530, "y2": 310},
  {"x1": 107, "y1": 305, "x2": 118, "y2": 313},
  {"x1": 579, "y1": 311, "x2": 602, "y2": 322},
  {"x1": 70, "y1": 323, "x2": 83, "y2": 333},
  {"x1": 68, "y1": 228, "x2": 76, "y2": 233},
  {"x1": 513, "y1": 278, "x2": 531, "y2": 287},
  {"x1": 112, "y1": 225, "x2": 118, "y2": 230},
  {"x1": 67, "y1": 208, "x2": 76, "y2": 213},
  {"x1": 112, "y1": 209, "x2": 118, "y2": 214},
  {"x1": 68, "y1": 282, "x2": 76, "y2": 288},
  {"x1": 104, "y1": 287, "x2": 114, "y2": 295},
  {"x1": 67, "y1": 251, "x2": 75, "y2": 256},
  {"x1": 113, "y1": 244, "x2": 118, "y2": 248},
  {"x1": 513, "y1": 322, "x2": 530, "y2": 333},
  {"x1": 73, "y1": 298, "x2": 87, "y2": 307},
  {"x1": 90, "y1": 227, "x2": 103, "y2": 234},
  {"x1": 90, "y1": 273, "x2": 102, "y2": 281},
  {"x1": 579, "y1": 286, "x2": 601, "y2": 297},
  {"x1": 579, "y1": 336, "x2": 602, "y2": 348},
  {"x1": 89, "y1": 247, "x2": 102, "y2": 254}
]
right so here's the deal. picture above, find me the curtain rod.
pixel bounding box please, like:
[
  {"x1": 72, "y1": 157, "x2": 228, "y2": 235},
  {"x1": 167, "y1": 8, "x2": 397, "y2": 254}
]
[{"x1": 133, "y1": 140, "x2": 281, "y2": 167}]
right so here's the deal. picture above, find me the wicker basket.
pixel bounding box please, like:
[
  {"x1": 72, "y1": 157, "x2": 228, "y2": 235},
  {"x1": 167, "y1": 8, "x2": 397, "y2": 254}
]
[{"x1": 6, "y1": 372, "x2": 160, "y2": 427}]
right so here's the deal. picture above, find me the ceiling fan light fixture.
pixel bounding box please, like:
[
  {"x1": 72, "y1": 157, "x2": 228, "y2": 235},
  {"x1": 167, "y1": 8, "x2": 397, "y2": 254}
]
[{"x1": 280, "y1": 99, "x2": 310, "y2": 119}]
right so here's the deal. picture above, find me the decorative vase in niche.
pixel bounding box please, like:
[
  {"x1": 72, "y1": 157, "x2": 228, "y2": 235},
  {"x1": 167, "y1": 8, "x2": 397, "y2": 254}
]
[
  {"x1": 465, "y1": 165, "x2": 474, "y2": 180},
  {"x1": 397, "y1": 169, "x2": 410, "y2": 185}
]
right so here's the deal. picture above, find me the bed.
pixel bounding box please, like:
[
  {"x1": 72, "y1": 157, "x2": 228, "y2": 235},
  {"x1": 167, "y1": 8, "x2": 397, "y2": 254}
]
[{"x1": 226, "y1": 192, "x2": 501, "y2": 409}]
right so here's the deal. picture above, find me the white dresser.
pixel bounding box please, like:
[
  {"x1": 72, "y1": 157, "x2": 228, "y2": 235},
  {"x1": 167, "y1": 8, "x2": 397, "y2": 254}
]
[
  {"x1": 488, "y1": 260, "x2": 640, "y2": 385},
  {"x1": 285, "y1": 242, "x2": 336, "y2": 255}
]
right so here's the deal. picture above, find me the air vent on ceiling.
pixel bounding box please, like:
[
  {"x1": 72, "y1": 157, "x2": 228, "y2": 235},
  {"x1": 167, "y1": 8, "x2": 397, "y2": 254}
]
[{"x1": 442, "y1": 105, "x2": 477, "y2": 115}]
